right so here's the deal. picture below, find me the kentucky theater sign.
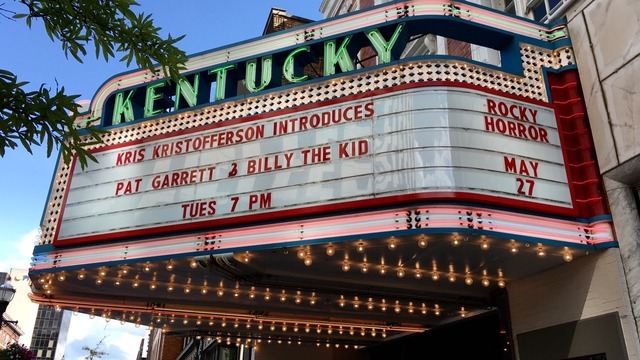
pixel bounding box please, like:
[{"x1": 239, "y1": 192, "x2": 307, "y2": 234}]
[
  {"x1": 29, "y1": 0, "x2": 615, "y2": 341},
  {"x1": 35, "y1": 0, "x2": 614, "y2": 257}
]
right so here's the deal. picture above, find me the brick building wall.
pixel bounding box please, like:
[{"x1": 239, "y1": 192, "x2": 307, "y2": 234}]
[{"x1": 160, "y1": 335, "x2": 183, "y2": 360}]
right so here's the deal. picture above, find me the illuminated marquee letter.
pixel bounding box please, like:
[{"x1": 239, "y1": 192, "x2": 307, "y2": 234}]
[
  {"x1": 111, "y1": 89, "x2": 136, "y2": 125},
  {"x1": 175, "y1": 75, "x2": 200, "y2": 109},
  {"x1": 324, "y1": 36, "x2": 355, "y2": 76},
  {"x1": 365, "y1": 23, "x2": 406, "y2": 64},
  {"x1": 144, "y1": 82, "x2": 167, "y2": 118},
  {"x1": 209, "y1": 64, "x2": 236, "y2": 101},
  {"x1": 246, "y1": 56, "x2": 273, "y2": 92},
  {"x1": 283, "y1": 47, "x2": 310, "y2": 83}
]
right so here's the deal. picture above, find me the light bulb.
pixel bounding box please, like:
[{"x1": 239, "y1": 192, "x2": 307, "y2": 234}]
[
  {"x1": 356, "y1": 242, "x2": 365, "y2": 253},
  {"x1": 418, "y1": 237, "x2": 427, "y2": 248},
  {"x1": 480, "y1": 240, "x2": 490, "y2": 251},
  {"x1": 361, "y1": 263, "x2": 368, "y2": 273},
  {"x1": 465, "y1": 276, "x2": 473, "y2": 285},
  {"x1": 388, "y1": 239, "x2": 397, "y2": 251},
  {"x1": 57, "y1": 273, "x2": 66, "y2": 282},
  {"x1": 297, "y1": 249, "x2": 306, "y2": 259},
  {"x1": 304, "y1": 256, "x2": 312, "y2": 266},
  {"x1": 537, "y1": 248, "x2": 546, "y2": 258},
  {"x1": 510, "y1": 244, "x2": 519, "y2": 254},
  {"x1": 563, "y1": 252, "x2": 573, "y2": 262},
  {"x1": 448, "y1": 273, "x2": 456, "y2": 283},
  {"x1": 451, "y1": 238, "x2": 461, "y2": 247},
  {"x1": 431, "y1": 272, "x2": 440, "y2": 281},
  {"x1": 326, "y1": 245, "x2": 335, "y2": 256},
  {"x1": 481, "y1": 278, "x2": 490, "y2": 287},
  {"x1": 342, "y1": 261, "x2": 350, "y2": 272},
  {"x1": 190, "y1": 259, "x2": 199, "y2": 268},
  {"x1": 166, "y1": 261, "x2": 174, "y2": 271},
  {"x1": 379, "y1": 265, "x2": 387, "y2": 275},
  {"x1": 396, "y1": 268, "x2": 405, "y2": 278},
  {"x1": 497, "y1": 279, "x2": 506, "y2": 288}
]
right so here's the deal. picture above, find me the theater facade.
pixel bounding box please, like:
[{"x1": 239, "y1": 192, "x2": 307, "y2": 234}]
[{"x1": 29, "y1": 1, "x2": 635, "y2": 358}]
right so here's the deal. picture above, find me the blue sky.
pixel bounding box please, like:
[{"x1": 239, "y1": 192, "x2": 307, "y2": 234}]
[{"x1": 0, "y1": 1, "x2": 322, "y2": 358}]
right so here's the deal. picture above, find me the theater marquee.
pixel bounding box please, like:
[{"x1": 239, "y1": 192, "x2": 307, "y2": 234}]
[
  {"x1": 57, "y1": 85, "x2": 571, "y2": 244},
  {"x1": 32, "y1": 0, "x2": 614, "y2": 259}
]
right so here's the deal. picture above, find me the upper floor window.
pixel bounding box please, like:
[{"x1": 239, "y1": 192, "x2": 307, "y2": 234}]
[
  {"x1": 526, "y1": 0, "x2": 567, "y2": 22},
  {"x1": 504, "y1": 0, "x2": 516, "y2": 14}
]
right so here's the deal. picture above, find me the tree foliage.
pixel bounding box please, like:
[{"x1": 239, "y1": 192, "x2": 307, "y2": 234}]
[
  {"x1": 0, "y1": 343, "x2": 36, "y2": 360},
  {"x1": 1, "y1": 0, "x2": 188, "y2": 168},
  {"x1": 81, "y1": 336, "x2": 108, "y2": 360}
]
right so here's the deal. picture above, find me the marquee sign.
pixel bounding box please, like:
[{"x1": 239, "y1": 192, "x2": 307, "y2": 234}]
[
  {"x1": 39, "y1": 0, "x2": 611, "y2": 250},
  {"x1": 56, "y1": 84, "x2": 572, "y2": 244}
]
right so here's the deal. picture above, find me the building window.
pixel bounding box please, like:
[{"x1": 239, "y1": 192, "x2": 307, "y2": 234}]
[
  {"x1": 526, "y1": 0, "x2": 566, "y2": 22},
  {"x1": 504, "y1": 0, "x2": 516, "y2": 14}
]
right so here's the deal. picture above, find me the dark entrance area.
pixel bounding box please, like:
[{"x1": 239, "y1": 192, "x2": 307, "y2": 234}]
[{"x1": 361, "y1": 309, "x2": 510, "y2": 360}]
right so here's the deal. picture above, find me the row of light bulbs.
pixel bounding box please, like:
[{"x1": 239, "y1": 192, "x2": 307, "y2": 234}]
[
  {"x1": 42, "y1": 269, "x2": 478, "y2": 317},
  {"x1": 294, "y1": 238, "x2": 509, "y2": 287},
  {"x1": 294, "y1": 236, "x2": 574, "y2": 269},
  {"x1": 336, "y1": 259, "x2": 507, "y2": 287},
  {"x1": 38, "y1": 234, "x2": 573, "y2": 294},
  {"x1": 77, "y1": 306, "x2": 399, "y2": 340},
  {"x1": 199, "y1": 336, "x2": 365, "y2": 349},
  {"x1": 312, "y1": 233, "x2": 573, "y2": 258}
]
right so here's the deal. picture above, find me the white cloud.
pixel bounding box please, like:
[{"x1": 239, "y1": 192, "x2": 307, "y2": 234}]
[
  {"x1": 0, "y1": 229, "x2": 39, "y2": 272},
  {"x1": 65, "y1": 314, "x2": 147, "y2": 360}
]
